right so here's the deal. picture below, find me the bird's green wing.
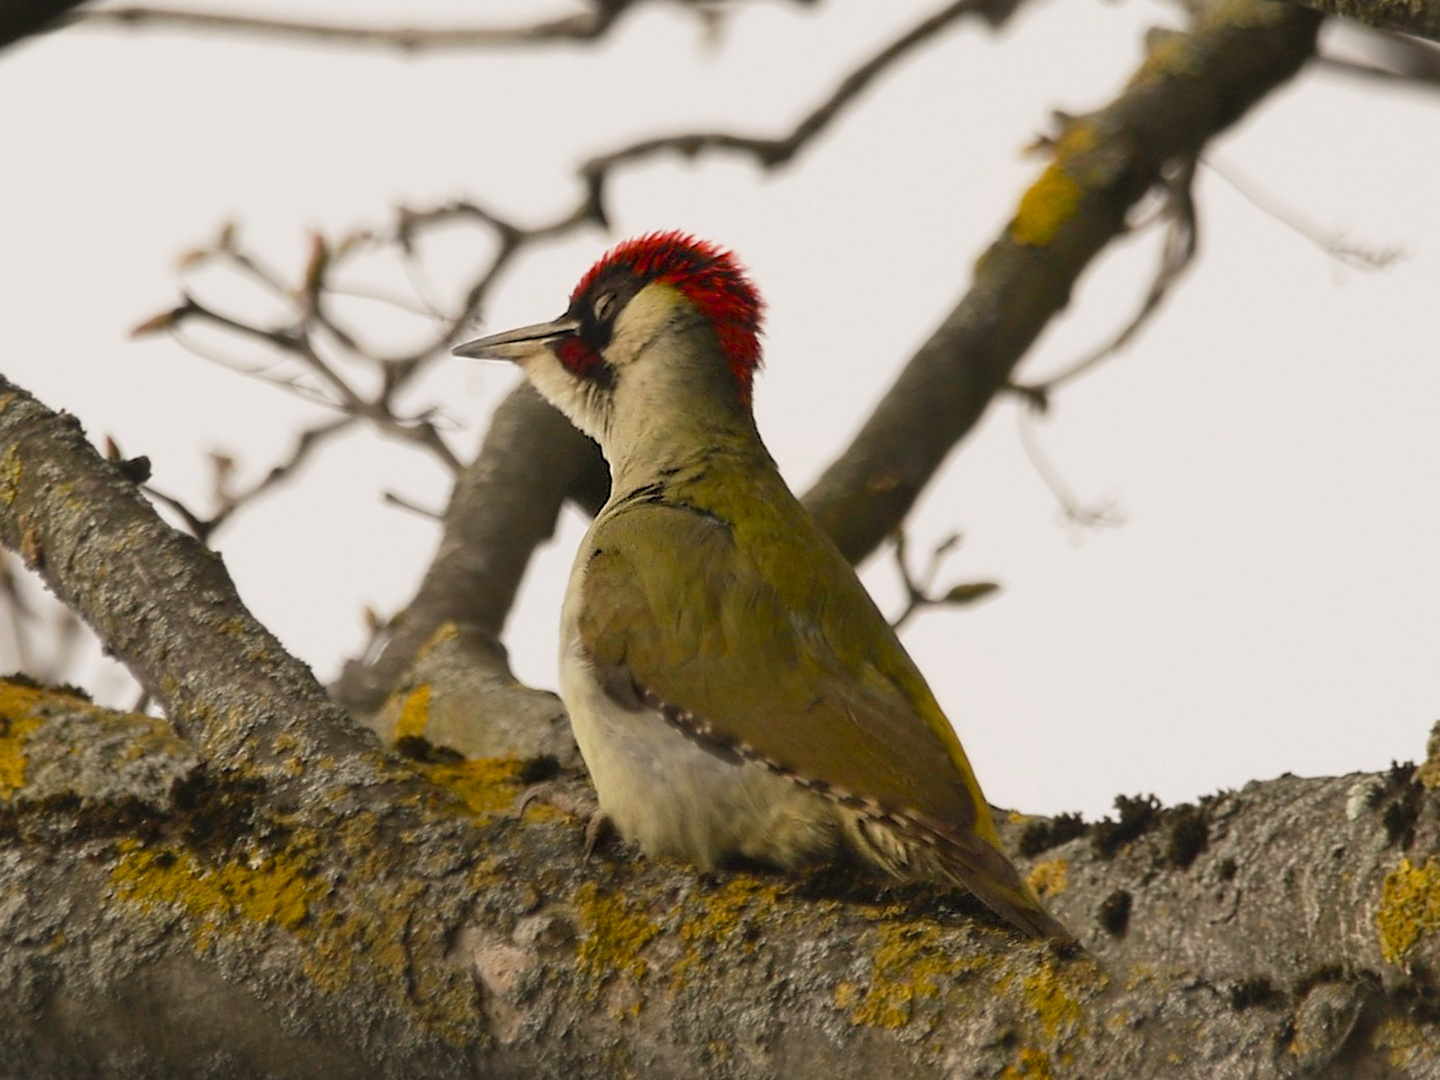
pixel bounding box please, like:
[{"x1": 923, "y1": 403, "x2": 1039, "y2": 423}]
[
  {"x1": 577, "y1": 500, "x2": 1068, "y2": 939},
  {"x1": 576, "y1": 500, "x2": 993, "y2": 850}
]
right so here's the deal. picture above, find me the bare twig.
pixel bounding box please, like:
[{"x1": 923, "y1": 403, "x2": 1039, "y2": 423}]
[
  {"x1": 1204, "y1": 156, "x2": 1404, "y2": 269},
  {"x1": 889, "y1": 529, "x2": 998, "y2": 631},
  {"x1": 580, "y1": 0, "x2": 993, "y2": 188},
  {"x1": 382, "y1": 491, "x2": 443, "y2": 522},
  {"x1": 144, "y1": 418, "x2": 356, "y2": 546},
  {"x1": 1016, "y1": 411, "x2": 1125, "y2": 538},
  {"x1": 135, "y1": 0, "x2": 1012, "y2": 565},
  {"x1": 66, "y1": 1, "x2": 642, "y2": 51}
]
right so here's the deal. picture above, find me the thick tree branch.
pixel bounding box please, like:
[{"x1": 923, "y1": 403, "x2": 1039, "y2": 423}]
[
  {"x1": 800, "y1": 0, "x2": 1323, "y2": 563},
  {"x1": 0, "y1": 374, "x2": 383, "y2": 780},
  {"x1": 5, "y1": 664, "x2": 1440, "y2": 1076},
  {"x1": 1283, "y1": 0, "x2": 1440, "y2": 42}
]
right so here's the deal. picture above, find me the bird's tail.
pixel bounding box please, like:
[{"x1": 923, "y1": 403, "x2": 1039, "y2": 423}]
[{"x1": 842, "y1": 811, "x2": 1074, "y2": 942}]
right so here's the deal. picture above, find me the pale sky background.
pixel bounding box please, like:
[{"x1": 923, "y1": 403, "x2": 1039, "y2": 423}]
[{"x1": 2, "y1": 0, "x2": 1437, "y2": 818}]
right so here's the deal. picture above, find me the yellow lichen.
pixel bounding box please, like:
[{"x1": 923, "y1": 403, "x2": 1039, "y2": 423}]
[
  {"x1": 394, "y1": 683, "x2": 432, "y2": 741},
  {"x1": 672, "y1": 874, "x2": 783, "y2": 988},
  {"x1": 0, "y1": 441, "x2": 22, "y2": 506},
  {"x1": 421, "y1": 757, "x2": 523, "y2": 819},
  {"x1": 1008, "y1": 122, "x2": 1097, "y2": 248},
  {"x1": 574, "y1": 880, "x2": 661, "y2": 992},
  {"x1": 1372, "y1": 1016, "x2": 1437, "y2": 1072},
  {"x1": 1376, "y1": 856, "x2": 1440, "y2": 965},
  {"x1": 1001, "y1": 1046, "x2": 1054, "y2": 1080},
  {"x1": 1022, "y1": 963, "x2": 1082, "y2": 1042},
  {"x1": 1010, "y1": 165, "x2": 1083, "y2": 247},
  {"x1": 303, "y1": 811, "x2": 479, "y2": 1045},
  {"x1": 0, "y1": 678, "x2": 98, "y2": 798},
  {"x1": 110, "y1": 845, "x2": 322, "y2": 948},
  {"x1": 1026, "y1": 859, "x2": 1069, "y2": 899},
  {"x1": 839, "y1": 921, "x2": 985, "y2": 1029},
  {"x1": 0, "y1": 713, "x2": 41, "y2": 799}
]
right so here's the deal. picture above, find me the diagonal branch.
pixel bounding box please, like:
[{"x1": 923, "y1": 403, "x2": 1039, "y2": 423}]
[
  {"x1": 799, "y1": 1, "x2": 1323, "y2": 564},
  {"x1": 0, "y1": 373, "x2": 371, "y2": 778}
]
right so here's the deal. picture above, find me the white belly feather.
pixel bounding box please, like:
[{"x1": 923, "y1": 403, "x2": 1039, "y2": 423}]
[{"x1": 558, "y1": 553, "x2": 840, "y2": 871}]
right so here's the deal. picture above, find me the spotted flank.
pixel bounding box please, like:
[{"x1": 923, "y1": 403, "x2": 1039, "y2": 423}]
[{"x1": 637, "y1": 685, "x2": 1072, "y2": 942}]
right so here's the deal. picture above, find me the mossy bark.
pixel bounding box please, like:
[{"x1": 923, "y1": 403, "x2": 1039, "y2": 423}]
[{"x1": 4, "y1": 671, "x2": 1440, "y2": 1078}]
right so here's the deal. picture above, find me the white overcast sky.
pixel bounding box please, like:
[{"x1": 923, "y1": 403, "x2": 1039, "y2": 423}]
[{"x1": 2, "y1": 0, "x2": 1437, "y2": 818}]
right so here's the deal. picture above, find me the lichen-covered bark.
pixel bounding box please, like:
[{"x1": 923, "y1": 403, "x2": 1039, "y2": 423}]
[
  {"x1": 1, "y1": 372, "x2": 1439, "y2": 1074},
  {"x1": 10, "y1": 2, "x2": 1438, "y2": 1074},
  {"x1": 1279, "y1": 0, "x2": 1440, "y2": 43},
  {"x1": 0, "y1": 376, "x2": 386, "y2": 786},
  {"x1": 4, "y1": 669, "x2": 1440, "y2": 1078}
]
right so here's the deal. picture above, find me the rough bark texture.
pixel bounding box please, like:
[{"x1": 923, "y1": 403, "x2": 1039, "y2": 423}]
[
  {"x1": 4, "y1": 668, "x2": 1440, "y2": 1079},
  {"x1": 1281, "y1": 0, "x2": 1440, "y2": 42}
]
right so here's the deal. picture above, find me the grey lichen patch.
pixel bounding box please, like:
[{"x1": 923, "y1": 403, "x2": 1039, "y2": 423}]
[{"x1": 0, "y1": 677, "x2": 197, "y2": 821}]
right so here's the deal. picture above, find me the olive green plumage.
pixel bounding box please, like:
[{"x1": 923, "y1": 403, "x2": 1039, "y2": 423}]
[{"x1": 578, "y1": 433, "x2": 1068, "y2": 941}]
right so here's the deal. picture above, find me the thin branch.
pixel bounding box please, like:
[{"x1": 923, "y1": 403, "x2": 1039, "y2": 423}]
[
  {"x1": 888, "y1": 529, "x2": 998, "y2": 631},
  {"x1": 382, "y1": 491, "x2": 443, "y2": 522},
  {"x1": 581, "y1": 0, "x2": 993, "y2": 186},
  {"x1": 1016, "y1": 411, "x2": 1125, "y2": 538},
  {"x1": 170, "y1": 327, "x2": 339, "y2": 408},
  {"x1": 143, "y1": 416, "x2": 356, "y2": 546},
  {"x1": 64, "y1": 1, "x2": 641, "y2": 52},
  {"x1": 1204, "y1": 155, "x2": 1404, "y2": 269}
]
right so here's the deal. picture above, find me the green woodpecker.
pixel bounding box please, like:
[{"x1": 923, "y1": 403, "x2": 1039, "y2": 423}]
[{"x1": 454, "y1": 232, "x2": 1068, "y2": 941}]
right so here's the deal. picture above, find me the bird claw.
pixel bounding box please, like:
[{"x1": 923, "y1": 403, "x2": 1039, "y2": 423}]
[
  {"x1": 514, "y1": 778, "x2": 597, "y2": 821},
  {"x1": 514, "y1": 780, "x2": 614, "y2": 862},
  {"x1": 583, "y1": 811, "x2": 615, "y2": 864}
]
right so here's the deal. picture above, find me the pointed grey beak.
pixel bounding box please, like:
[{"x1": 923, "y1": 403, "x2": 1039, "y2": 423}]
[{"x1": 451, "y1": 315, "x2": 581, "y2": 361}]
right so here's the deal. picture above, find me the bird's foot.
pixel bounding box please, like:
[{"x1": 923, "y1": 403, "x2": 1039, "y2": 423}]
[
  {"x1": 515, "y1": 777, "x2": 598, "y2": 822},
  {"x1": 582, "y1": 811, "x2": 615, "y2": 863}
]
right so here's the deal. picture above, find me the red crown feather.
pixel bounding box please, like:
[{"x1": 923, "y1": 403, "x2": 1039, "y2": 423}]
[{"x1": 572, "y1": 231, "x2": 765, "y2": 404}]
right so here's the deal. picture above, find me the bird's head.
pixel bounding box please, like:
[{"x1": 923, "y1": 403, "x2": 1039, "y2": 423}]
[{"x1": 453, "y1": 232, "x2": 764, "y2": 449}]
